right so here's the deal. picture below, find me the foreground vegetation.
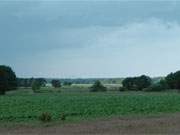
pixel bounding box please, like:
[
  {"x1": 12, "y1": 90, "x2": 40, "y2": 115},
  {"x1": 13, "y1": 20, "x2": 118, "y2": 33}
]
[
  {"x1": 1, "y1": 88, "x2": 180, "y2": 123},
  {"x1": 2, "y1": 65, "x2": 180, "y2": 125}
]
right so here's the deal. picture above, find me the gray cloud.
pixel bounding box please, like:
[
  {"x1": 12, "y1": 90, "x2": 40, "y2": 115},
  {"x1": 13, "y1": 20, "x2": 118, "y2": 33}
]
[{"x1": 1, "y1": 1, "x2": 180, "y2": 77}]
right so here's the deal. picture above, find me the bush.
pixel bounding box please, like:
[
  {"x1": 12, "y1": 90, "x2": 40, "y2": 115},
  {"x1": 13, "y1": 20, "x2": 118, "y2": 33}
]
[
  {"x1": 32, "y1": 80, "x2": 41, "y2": 92},
  {"x1": 143, "y1": 80, "x2": 168, "y2": 92},
  {"x1": 90, "y1": 81, "x2": 107, "y2": 92},
  {"x1": 143, "y1": 84, "x2": 163, "y2": 92},
  {"x1": 119, "y1": 87, "x2": 127, "y2": 92},
  {"x1": 39, "y1": 112, "x2": 52, "y2": 122},
  {"x1": 60, "y1": 113, "x2": 66, "y2": 121},
  {"x1": 0, "y1": 65, "x2": 17, "y2": 95},
  {"x1": 51, "y1": 80, "x2": 61, "y2": 88},
  {"x1": 159, "y1": 79, "x2": 169, "y2": 89}
]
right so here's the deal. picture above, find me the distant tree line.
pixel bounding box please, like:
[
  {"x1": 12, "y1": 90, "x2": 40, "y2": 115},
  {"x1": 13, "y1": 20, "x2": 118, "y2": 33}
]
[
  {"x1": 121, "y1": 71, "x2": 180, "y2": 92},
  {"x1": 17, "y1": 78, "x2": 46, "y2": 87},
  {"x1": 3, "y1": 65, "x2": 180, "y2": 95},
  {"x1": 46, "y1": 78, "x2": 123, "y2": 84}
]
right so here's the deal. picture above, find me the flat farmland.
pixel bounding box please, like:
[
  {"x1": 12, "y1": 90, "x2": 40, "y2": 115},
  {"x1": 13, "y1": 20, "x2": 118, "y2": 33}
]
[{"x1": 1, "y1": 89, "x2": 180, "y2": 123}]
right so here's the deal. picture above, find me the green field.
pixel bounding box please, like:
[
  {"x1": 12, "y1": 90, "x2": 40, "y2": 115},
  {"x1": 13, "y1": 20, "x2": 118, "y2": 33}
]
[{"x1": 1, "y1": 87, "x2": 180, "y2": 124}]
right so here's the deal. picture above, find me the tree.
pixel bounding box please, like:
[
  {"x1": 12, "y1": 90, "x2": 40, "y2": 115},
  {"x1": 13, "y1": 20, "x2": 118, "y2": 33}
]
[
  {"x1": 122, "y1": 75, "x2": 152, "y2": 91},
  {"x1": 165, "y1": 71, "x2": 180, "y2": 89},
  {"x1": 0, "y1": 73, "x2": 8, "y2": 95},
  {"x1": 136, "y1": 75, "x2": 152, "y2": 90},
  {"x1": 36, "y1": 78, "x2": 47, "y2": 87},
  {"x1": 51, "y1": 80, "x2": 61, "y2": 88},
  {"x1": 122, "y1": 77, "x2": 135, "y2": 90},
  {"x1": 0, "y1": 65, "x2": 17, "y2": 95},
  {"x1": 31, "y1": 80, "x2": 41, "y2": 92},
  {"x1": 90, "y1": 80, "x2": 107, "y2": 92}
]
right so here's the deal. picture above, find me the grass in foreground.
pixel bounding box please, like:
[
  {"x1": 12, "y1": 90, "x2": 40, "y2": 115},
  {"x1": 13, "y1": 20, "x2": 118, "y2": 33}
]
[{"x1": 1, "y1": 88, "x2": 180, "y2": 124}]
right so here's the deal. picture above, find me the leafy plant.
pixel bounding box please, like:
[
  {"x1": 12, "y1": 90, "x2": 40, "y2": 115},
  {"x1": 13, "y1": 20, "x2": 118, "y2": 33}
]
[
  {"x1": 60, "y1": 113, "x2": 66, "y2": 121},
  {"x1": 39, "y1": 112, "x2": 52, "y2": 122}
]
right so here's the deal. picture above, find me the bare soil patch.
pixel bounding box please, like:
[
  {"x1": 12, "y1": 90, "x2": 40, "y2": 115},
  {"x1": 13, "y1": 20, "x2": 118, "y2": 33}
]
[{"x1": 1, "y1": 114, "x2": 180, "y2": 135}]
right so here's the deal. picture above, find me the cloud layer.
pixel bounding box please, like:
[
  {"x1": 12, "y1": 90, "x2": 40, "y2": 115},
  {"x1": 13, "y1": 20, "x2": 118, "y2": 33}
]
[{"x1": 1, "y1": 1, "x2": 180, "y2": 78}]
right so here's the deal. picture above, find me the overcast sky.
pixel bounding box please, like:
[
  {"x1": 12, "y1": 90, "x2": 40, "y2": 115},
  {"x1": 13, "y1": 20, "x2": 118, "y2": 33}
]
[{"x1": 1, "y1": 1, "x2": 180, "y2": 78}]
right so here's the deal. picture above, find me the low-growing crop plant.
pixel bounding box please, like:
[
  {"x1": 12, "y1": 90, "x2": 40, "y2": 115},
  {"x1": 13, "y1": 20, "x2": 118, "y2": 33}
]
[
  {"x1": 2, "y1": 91, "x2": 180, "y2": 122},
  {"x1": 39, "y1": 112, "x2": 52, "y2": 122},
  {"x1": 60, "y1": 113, "x2": 66, "y2": 121}
]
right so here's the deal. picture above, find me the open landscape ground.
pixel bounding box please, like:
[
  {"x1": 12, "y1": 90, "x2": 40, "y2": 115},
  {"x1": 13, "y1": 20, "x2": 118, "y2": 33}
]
[
  {"x1": 1, "y1": 113, "x2": 180, "y2": 134},
  {"x1": 1, "y1": 88, "x2": 180, "y2": 123},
  {"x1": 1, "y1": 1, "x2": 180, "y2": 134},
  {"x1": 1, "y1": 87, "x2": 180, "y2": 134}
]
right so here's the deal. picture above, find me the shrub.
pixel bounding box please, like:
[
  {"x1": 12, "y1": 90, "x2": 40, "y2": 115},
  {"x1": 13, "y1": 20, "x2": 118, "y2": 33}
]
[
  {"x1": 32, "y1": 80, "x2": 41, "y2": 92},
  {"x1": 143, "y1": 84, "x2": 163, "y2": 92},
  {"x1": 51, "y1": 80, "x2": 61, "y2": 88},
  {"x1": 60, "y1": 113, "x2": 66, "y2": 121},
  {"x1": 0, "y1": 65, "x2": 17, "y2": 95},
  {"x1": 119, "y1": 87, "x2": 127, "y2": 92},
  {"x1": 90, "y1": 81, "x2": 107, "y2": 92},
  {"x1": 39, "y1": 112, "x2": 52, "y2": 122},
  {"x1": 159, "y1": 79, "x2": 169, "y2": 89},
  {"x1": 143, "y1": 80, "x2": 168, "y2": 92}
]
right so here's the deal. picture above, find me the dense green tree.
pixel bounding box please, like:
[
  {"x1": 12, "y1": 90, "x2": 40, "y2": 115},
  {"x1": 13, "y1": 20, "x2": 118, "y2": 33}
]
[
  {"x1": 0, "y1": 65, "x2": 17, "y2": 95},
  {"x1": 166, "y1": 73, "x2": 176, "y2": 89},
  {"x1": 122, "y1": 77, "x2": 134, "y2": 90},
  {"x1": 0, "y1": 73, "x2": 8, "y2": 95},
  {"x1": 165, "y1": 71, "x2": 180, "y2": 89},
  {"x1": 136, "y1": 75, "x2": 152, "y2": 90},
  {"x1": 51, "y1": 80, "x2": 61, "y2": 88},
  {"x1": 122, "y1": 75, "x2": 152, "y2": 91},
  {"x1": 31, "y1": 80, "x2": 41, "y2": 92},
  {"x1": 36, "y1": 78, "x2": 47, "y2": 87}
]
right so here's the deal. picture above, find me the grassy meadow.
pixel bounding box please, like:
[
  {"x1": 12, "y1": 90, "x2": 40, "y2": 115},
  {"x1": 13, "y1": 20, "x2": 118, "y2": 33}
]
[{"x1": 1, "y1": 86, "x2": 180, "y2": 124}]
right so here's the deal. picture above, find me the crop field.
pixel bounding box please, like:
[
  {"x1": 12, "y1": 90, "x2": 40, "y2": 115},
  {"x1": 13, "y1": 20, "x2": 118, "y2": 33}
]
[{"x1": 1, "y1": 88, "x2": 180, "y2": 124}]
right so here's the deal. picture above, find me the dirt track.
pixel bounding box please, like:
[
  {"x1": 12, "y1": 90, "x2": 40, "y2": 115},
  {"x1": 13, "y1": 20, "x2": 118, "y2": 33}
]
[{"x1": 1, "y1": 114, "x2": 180, "y2": 135}]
